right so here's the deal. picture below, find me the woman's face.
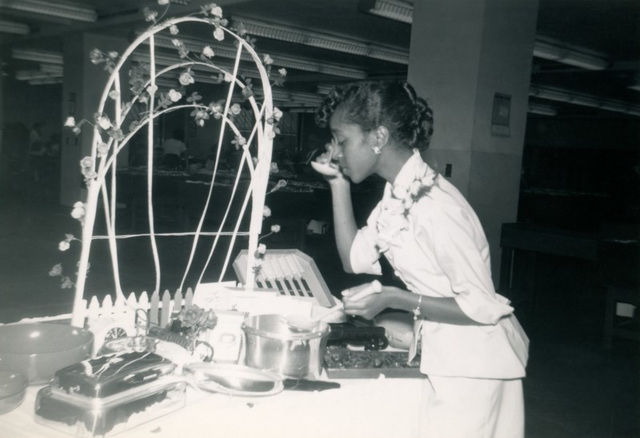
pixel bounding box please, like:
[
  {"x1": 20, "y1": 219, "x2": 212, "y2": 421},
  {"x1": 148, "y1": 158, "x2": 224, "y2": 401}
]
[{"x1": 329, "y1": 106, "x2": 378, "y2": 184}]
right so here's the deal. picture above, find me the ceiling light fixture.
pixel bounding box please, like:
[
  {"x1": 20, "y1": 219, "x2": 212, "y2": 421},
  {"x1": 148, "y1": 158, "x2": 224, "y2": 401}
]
[
  {"x1": 316, "y1": 84, "x2": 334, "y2": 95},
  {"x1": 0, "y1": 0, "x2": 97, "y2": 22},
  {"x1": 142, "y1": 33, "x2": 368, "y2": 79},
  {"x1": 530, "y1": 85, "x2": 640, "y2": 116},
  {"x1": 527, "y1": 102, "x2": 557, "y2": 116},
  {"x1": 232, "y1": 16, "x2": 409, "y2": 65},
  {"x1": 359, "y1": 0, "x2": 413, "y2": 24},
  {"x1": 27, "y1": 78, "x2": 63, "y2": 85},
  {"x1": 533, "y1": 37, "x2": 610, "y2": 70},
  {"x1": 0, "y1": 19, "x2": 29, "y2": 35},
  {"x1": 15, "y1": 70, "x2": 62, "y2": 81},
  {"x1": 359, "y1": 2, "x2": 611, "y2": 72},
  {"x1": 12, "y1": 48, "x2": 63, "y2": 65},
  {"x1": 629, "y1": 76, "x2": 640, "y2": 93}
]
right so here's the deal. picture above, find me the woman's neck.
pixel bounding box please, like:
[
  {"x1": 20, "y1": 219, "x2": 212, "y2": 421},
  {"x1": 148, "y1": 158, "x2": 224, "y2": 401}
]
[{"x1": 376, "y1": 146, "x2": 415, "y2": 184}]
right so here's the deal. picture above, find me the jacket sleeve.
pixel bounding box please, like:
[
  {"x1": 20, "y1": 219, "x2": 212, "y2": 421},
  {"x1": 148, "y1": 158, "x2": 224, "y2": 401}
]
[
  {"x1": 349, "y1": 204, "x2": 383, "y2": 275},
  {"x1": 416, "y1": 201, "x2": 513, "y2": 324}
]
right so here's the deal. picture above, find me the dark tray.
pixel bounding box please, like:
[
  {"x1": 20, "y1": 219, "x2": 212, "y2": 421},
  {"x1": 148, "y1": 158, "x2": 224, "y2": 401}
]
[{"x1": 323, "y1": 347, "x2": 423, "y2": 379}]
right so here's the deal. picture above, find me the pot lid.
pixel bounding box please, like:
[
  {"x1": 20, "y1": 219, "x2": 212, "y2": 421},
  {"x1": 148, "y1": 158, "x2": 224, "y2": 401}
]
[{"x1": 0, "y1": 370, "x2": 27, "y2": 398}]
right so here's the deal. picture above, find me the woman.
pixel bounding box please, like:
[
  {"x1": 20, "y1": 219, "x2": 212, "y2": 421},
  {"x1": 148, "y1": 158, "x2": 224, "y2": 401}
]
[{"x1": 313, "y1": 81, "x2": 529, "y2": 438}]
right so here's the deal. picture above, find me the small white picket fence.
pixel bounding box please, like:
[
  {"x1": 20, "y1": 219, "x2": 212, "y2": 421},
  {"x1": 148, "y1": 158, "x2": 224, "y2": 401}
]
[{"x1": 12, "y1": 288, "x2": 198, "y2": 330}]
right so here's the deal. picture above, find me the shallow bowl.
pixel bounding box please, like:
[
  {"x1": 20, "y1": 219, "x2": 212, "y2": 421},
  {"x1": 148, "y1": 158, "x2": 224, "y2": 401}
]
[
  {"x1": 0, "y1": 323, "x2": 93, "y2": 384},
  {"x1": 0, "y1": 370, "x2": 27, "y2": 415}
]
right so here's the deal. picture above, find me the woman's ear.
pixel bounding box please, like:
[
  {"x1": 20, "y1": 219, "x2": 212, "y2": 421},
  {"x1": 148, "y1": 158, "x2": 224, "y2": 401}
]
[
  {"x1": 374, "y1": 126, "x2": 390, "y2": 147},
  {"x1": 371, "y1": 126, "x2": 390, "y2": 155}
]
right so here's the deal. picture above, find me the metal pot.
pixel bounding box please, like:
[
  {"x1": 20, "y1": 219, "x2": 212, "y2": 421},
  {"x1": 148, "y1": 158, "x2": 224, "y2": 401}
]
[{"x1": 241, "y1": 314, "x2": 329, "y2": 380}]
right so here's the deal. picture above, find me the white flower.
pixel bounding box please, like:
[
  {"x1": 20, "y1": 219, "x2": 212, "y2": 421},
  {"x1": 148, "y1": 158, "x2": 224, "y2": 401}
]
[
  {"x1": 210, "y1": 5, "x2": 223, "y2": 17},
  {"x1": 71, "y1": 202, "x2": 85, "y2": 219},
  {"x1": 80, "y1": 157, "x2": 93, "y2": 168},
  {"x1": 179, "y1": 72, "x2": 194, "y2": 86},
  {"x1": 213, "y1": 27, "x2": 224, "y2": 41},
  {"x1": 170, "y1": 24, "x2": 179, "y2": 35},
  {"x1": 267, "y1": 129, "x2": 276, "y2": 140},
  {"x1": 147, "y1": 84, "x2": 158, "y2": 95},
  {"x1": 58, "y1": 241, "x2": 70, "y2": 251},
  {"x1": 168, "y1": 89, "x2": 182, "y2": 102},
  {"x1": 144, "y1": 9, "x2": 158, "y2": 22},
  {"x1": 392, "y1": 185, "x2": 409, "y2": 200},
  {"x1": 108, "y1": 90, "x2": 120, "y2": 100},
  {"x1": 271, "y1": 225, "x2": 281, "y2": 233},
  {"x1": 263, "y1": 206, "x2": 271, "y2": 218},
  {"x1": 409, "y1": 180, "x2": 422, "y2": 197},
  {"x1": 96, "y1": 114, "x2": 111, "y2": 130},
  {"x1": 421, "y1": 171, "x2": 437, "y2": 187},
  {"x1": 171, "y1": 38, "x2": 182, "y2": 47},
  {"x1": 272, "y1": 107, "x2": 283, "y2": 121},
  {"x1": 230, "y1": 103, "x2": 241, "y2": 115},
  {"x1": 202, "y1": 46, "x2": 215, "y2": 58},
  {"x1": 263, "y1": 54, "x2": 273, "y2": 65},
  {"x1": 257, "y1": 243, "x2": 267, "y2": 255},
  {"x1": 231, "y1": 135, "x2": 246, "y2": 149},
  {"x1": 97, "y1": 142, "x2": 109, "y2": 157},
  {"x1": 64, "y1": 117, "x2": 76, "y2": 127},
  {"x1": 49, "y1": 264, "x2": 63, "y2": 277},
  {"x1": 278, "y1": 68, "x2": 287, "y2": 76},
  {"x1": 403, "y1": 197, "x2": 414, "y2": 210},
  {"x1": 223, "y1": 72, "x2": 233, "y2": 82}
]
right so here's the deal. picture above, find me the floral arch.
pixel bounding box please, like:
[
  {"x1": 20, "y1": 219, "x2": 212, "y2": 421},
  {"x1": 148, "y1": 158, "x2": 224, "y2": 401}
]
[{"x1": 61, "y1": 4, "x2": 283, "y2": 326}]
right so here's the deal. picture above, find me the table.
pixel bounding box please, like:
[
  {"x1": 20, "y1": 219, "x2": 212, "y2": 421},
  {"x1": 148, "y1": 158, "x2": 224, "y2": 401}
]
[{"x1": 2, "y1": 377, "x2": 423, "y2": 438}]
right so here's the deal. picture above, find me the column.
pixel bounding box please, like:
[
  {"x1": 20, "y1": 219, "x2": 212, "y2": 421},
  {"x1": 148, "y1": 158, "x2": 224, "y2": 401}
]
[
  {"x1": 60, "y1": 33, "x2": 129, "y2": 206},
  {"x1": 408, "y1": 0, "x2": 539, "y2": 283}
]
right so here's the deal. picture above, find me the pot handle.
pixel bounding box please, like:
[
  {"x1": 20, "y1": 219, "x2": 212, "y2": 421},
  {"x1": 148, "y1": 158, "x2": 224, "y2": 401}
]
[{"x1": 238, "y1": 328, "x2": 247, "y2": 365}]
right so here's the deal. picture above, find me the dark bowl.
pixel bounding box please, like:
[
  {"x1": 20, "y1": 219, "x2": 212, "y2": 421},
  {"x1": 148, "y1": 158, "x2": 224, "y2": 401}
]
[{"x1": 0, "y1": 323, "x2": 93, "y2": 384}]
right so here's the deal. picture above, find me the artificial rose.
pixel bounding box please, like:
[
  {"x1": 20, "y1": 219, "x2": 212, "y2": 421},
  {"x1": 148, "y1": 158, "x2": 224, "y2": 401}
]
[
  {"x1": 168, "y1": 89, "x2": 182, "y2": 102},
  {"x1": 202, "y1": 46, "x2": 215, "y2": 58}
]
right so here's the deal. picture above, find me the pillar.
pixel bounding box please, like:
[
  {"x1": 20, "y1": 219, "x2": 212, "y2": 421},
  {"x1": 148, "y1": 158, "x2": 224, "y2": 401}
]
[
  {"x1": 408, "y1": 0, "x2": 539, "y2": 283},
  {"x1": 60, "y1": 33, "x2": 129, "y2": 206}
]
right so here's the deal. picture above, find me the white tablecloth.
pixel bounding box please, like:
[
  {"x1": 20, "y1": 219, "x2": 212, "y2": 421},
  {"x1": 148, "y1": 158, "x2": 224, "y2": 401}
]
[{"x1": 1, "y1": 377, "x2": 424, "y2": 438}]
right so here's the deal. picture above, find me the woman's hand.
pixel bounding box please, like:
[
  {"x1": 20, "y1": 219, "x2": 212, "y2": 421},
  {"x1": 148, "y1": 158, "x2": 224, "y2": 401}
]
[
  {"x1": 341, "y1": 282, "x2": 394, "y2": 320},
  {"x1": 311, "y1": 141, "x2": 342, "y2": 179}
]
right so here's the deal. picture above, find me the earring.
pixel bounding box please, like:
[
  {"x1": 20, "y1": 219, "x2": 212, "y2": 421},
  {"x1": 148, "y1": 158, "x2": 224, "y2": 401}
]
[{"x1": 372, "y1": 145, "x2": 382, "y2": 155}]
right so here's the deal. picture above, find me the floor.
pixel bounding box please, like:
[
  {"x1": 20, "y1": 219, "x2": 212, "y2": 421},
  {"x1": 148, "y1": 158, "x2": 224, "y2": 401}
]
[{"x1": 1, "y1": 179, "x2": 638, "y2": 438}]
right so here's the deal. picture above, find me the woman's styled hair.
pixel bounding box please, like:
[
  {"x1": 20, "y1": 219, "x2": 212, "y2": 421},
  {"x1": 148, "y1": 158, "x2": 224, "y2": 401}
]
[{"x1": 315, "y1": 81, "x2": 434, "y2": 151}]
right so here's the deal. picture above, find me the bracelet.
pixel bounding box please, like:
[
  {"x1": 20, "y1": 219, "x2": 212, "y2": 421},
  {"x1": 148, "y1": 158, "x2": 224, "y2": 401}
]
[{"x1": 413, "y1": 295, "x2": 423, "y2": 321}]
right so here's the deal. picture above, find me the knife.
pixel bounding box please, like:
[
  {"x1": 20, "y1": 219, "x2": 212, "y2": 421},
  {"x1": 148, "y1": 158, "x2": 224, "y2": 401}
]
[{"x1": 283, "y1": 379, "x2": 341, "y2": 391}]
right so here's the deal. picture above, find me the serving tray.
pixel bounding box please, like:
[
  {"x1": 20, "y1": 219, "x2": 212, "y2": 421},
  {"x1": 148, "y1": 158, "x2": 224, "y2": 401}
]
[{"x1": 323, "y1": 346, "x2": 423, "y2": 379}]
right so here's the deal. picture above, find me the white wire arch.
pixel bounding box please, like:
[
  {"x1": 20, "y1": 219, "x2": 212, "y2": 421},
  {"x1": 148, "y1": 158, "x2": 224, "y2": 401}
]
[{"x1": 70, "y1": 15, "x2": 276, "y2": 326}]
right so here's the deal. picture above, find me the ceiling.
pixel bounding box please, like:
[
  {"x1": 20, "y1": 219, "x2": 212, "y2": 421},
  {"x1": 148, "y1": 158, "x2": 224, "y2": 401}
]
[{"x1": 1, "y1": 0, "x2": 639, "y2": 118}]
